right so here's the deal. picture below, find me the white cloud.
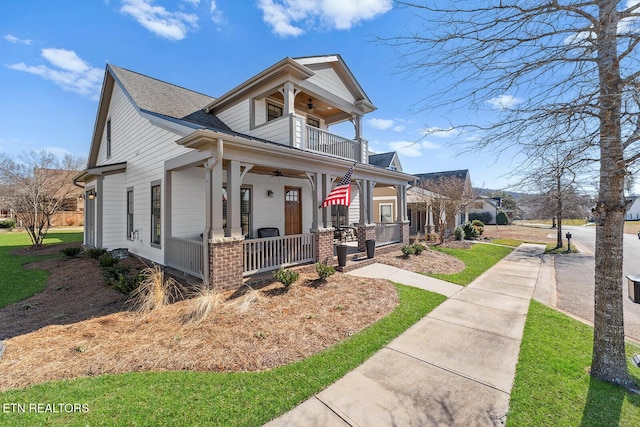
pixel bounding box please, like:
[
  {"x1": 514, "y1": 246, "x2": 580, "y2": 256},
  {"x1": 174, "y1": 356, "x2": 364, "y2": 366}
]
[
  {"x1": 210, "y1": 0, "x2": 223, "y2": 24},
  {"x1": 120, "y1": 0, "x2": 199, "y2": 41},
  {"x1": 257, "y1": 0, "x2": 392, "y2": 37},
  {"x1": 421, "y1": 140, "x2": 441, "y2": 150},
  {"x1": 389, "y1": 141, "x2": 423, "y2": 158},
  {"x1": 4, "y1": 34, "x2": 32, "y2": 45},
  {"x1": 7, "y1": 48, "x2": 103, "y2": 100},
  {"x1": 393, "y1": 125, "x2": 405, "y2": 132},
  {"x1": 486, "y1": 94, "x2": 523, "y2": 110},
  {"x1": 368, "y1": 118, "x2": 394, "y2": 130}
]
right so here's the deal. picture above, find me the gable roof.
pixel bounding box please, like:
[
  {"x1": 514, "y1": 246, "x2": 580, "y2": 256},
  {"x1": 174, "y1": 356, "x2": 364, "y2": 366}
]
[
  {"x1": 414, "y1": 169, "x2": 470, "y2": 183},
  {"x1": 109, "y1": 65, "x2": 214, "y2": 120},
  {"x1": 87, "y1": 65, "x2": 230, "y2": 167},
  {"x1": 369, "y1": 151, "x2": 402, "y2": 171}
]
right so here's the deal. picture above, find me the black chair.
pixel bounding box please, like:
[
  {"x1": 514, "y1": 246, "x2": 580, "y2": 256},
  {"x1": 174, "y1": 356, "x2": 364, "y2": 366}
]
[{"x1": 258, "y1": 227, "x2": 280, "y2": 238}]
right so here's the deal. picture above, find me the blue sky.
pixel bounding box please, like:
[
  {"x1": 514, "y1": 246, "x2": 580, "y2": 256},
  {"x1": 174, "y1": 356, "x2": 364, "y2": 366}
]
[{"x1": 0, "y1": 0, "x2": 518, "y2": 190}]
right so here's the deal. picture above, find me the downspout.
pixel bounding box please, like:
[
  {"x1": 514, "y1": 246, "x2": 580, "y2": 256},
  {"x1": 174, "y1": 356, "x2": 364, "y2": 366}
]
[{"x1": 202, "y1": 138, "x2": 223, "y2": 286}]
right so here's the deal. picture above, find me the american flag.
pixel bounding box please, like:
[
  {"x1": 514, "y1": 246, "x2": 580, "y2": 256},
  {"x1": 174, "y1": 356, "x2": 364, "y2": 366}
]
[{"x1": 322, "y1": 164, "x2": 354, "y2": 207}]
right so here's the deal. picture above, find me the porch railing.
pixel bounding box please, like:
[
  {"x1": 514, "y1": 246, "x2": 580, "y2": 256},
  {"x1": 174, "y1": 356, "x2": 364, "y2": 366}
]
[
  {"x1": 306, "y1": 125, "x2": 360, "y2": 161},
  {"x1": 243, "y1": 233, "x2": 316, "y2": 276},
  {"x1": 166, "y1": 236, "x2": 204, "y2": 278},
  {"x1": 375, "y1": 223, "x2": 401, "y2": 246}
]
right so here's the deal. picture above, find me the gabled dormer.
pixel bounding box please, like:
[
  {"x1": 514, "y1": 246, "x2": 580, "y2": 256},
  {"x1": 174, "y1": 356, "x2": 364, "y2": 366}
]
[{"x1": 204, "y1": 55, "x2": 375, "y2": 163}]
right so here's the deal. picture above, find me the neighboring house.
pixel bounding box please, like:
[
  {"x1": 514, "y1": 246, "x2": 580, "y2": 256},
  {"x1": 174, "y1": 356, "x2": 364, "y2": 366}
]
[
  {"x1": 468, "y1": 196, "x2": 501, "y2": 225},
  {"x1": 407, "y1": 169, "x2": 473, "y2": 237},
  {"x1": 368, "y1": 152, "x2": 405, "y2": 244},
  {"x1": 627, "y1": 196, "x2": 640, "y2": 221},
  {"x1": 0, "y1": 184, "x2": 14, "y2": 218},
  {"x1": 75, "y1": 55, "x2": 413, "y2": 289}
]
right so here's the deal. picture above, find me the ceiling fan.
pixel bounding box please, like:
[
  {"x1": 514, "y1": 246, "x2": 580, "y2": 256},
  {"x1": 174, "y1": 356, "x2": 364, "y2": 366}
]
[{"x1": 272, "y1": 169, "x2": 284, "y2": 177}]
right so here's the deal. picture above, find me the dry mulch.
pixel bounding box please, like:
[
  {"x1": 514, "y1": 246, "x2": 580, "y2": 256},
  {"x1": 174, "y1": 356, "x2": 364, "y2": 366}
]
[
  {"x1": 0, "y1": 246, "x2": 397, "y2": 391},
  {"x1": 375, "y1": 242, "x2": 468, "y2": 275}
]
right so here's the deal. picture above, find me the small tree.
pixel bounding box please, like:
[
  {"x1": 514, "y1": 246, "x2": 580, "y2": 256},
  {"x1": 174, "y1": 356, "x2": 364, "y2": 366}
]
[
  {"x1": 412, "y1": 175, "x2": 472, "y2": 243},
  {"x1": 0, "y1": 150, "x2": 85, "y2": 247}
]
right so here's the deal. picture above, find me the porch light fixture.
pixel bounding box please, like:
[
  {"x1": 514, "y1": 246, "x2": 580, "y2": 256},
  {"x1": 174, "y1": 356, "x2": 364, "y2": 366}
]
[
  {"x1": 266, "y1": 190, "x2": 274, "y2": 198},
  {"x1": 87, "y1": 189, "x2": 97, "y2": 200},
  {"x1": 307, "y1": 98, "x2": 314, "y2": 110}
]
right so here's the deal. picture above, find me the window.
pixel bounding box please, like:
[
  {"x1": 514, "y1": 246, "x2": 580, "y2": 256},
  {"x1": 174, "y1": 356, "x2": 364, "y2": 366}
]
[
  {"x1": 267, "y1": 103, "x2": 283, "y2": 121},
  {"x1": 380, "y1": 203, "x2": 393, "y2": 223},
  {"x1": 222, "y1": 187, "x2": 252, "y2": 237},
  {"x1": 126, "y1": 188, "x2": 134, "y2": 240},
  {"x1": 151, "y1": 183, "x2": 161, "y2": 246},
  {"x1": 106, "y1": 119, "x2": 112, "y2": 158},
  {"x1": 307, "y1": 117, "x2": 320, "y2": 128}
]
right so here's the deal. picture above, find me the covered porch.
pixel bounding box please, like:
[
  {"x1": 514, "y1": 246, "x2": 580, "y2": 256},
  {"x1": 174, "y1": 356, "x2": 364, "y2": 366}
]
[{"x1": 163, "y1": 131, "x2": 411, "y2": 288}]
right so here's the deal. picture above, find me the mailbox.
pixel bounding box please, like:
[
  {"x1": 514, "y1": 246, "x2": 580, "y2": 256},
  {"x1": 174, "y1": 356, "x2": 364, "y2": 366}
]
[{"x1": 628, "y1": 275, "x2": 640, "y2": 303}]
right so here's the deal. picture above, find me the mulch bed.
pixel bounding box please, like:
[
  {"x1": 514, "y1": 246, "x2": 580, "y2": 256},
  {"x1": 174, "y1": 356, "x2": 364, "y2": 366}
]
[{"x1": 0, "y1": 239, "x2": 470, "y2": 391}]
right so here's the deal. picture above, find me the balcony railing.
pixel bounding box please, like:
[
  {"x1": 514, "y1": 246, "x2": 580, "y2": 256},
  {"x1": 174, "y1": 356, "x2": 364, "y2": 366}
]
[
  {"x1": 375, "y1": 223, "x2": 401, "y2": 246},
  {"x1": 166, "y1": 236, "x2": 204, "y2": 278},
  {"x1": 243, "y1": 233, "x2": 316, "y2": 276},
  {"x1": 306, "y1": 125, "x2": 360, "y2": 161}
]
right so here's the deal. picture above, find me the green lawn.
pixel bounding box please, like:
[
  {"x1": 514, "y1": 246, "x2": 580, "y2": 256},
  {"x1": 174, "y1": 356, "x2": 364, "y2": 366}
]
[
  {"x1": 429, "y1": 243, "x2": 513, "y2": 285},
  {"x1": 0, "y1": 230, "x2": 83, "y2": 308},
  {"x1": 509, "y1": 300, "x2": 640, "y2": 426},
  {"x1": 0, "y1": 284, "x2": 445, "y2": 426},
  {"x1": 491, "y1": 238, "x2": 523, "y2": 247}
]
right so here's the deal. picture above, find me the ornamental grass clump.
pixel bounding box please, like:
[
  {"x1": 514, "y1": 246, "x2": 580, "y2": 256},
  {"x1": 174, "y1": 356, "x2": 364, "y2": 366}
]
[
  {"x1": 184, "y1": 282, "x2": 226, "y2": 324},
  {"x1": 128, "y1": 264, "x2": 183, "y2": 313}
]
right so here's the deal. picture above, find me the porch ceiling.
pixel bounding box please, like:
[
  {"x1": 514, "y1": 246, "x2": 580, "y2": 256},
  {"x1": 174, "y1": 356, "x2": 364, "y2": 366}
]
[{"x1": 268, "y1": 90, "x2": 350, "y2": 124}]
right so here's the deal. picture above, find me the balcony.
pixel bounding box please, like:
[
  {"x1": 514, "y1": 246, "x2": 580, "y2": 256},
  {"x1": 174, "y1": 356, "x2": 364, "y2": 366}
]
[
  {"x1": 306, "y1": 126, "x2": 360, "y2": 161},
  {"x1": 248, "y1": 114, "x2": 366, "y2": 163}
]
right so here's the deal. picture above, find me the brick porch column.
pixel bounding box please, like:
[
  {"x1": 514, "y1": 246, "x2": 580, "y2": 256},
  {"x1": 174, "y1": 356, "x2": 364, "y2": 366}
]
[
  {"x1": 399, "y1": 220, "x2": 410, "y2": 244},
  {"x1": 356, "y1": 224, "x2": 376, "y2": 252},
  {"x1": 209, "y1": 237, "x2": 244, "y2": 290},
  {"x1": 313, "y1": 228, "x2": 335, "y2": 264}
]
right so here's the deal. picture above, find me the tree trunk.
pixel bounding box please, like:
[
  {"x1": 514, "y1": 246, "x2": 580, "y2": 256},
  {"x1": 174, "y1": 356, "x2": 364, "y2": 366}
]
[{"x1": 591, "y1": 0, "x2": 636, "y2": 390}]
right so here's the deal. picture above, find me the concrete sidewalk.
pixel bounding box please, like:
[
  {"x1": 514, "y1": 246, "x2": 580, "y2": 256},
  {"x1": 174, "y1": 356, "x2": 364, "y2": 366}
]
[{"x1": 265, "y1": 243, "x2": 546, "y2": 427}]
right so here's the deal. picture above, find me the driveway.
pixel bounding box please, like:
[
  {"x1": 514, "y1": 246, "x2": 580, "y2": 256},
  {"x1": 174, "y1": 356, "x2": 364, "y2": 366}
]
[{"x1": 553, "y1": 225, "x2": 640, "y2": 341}]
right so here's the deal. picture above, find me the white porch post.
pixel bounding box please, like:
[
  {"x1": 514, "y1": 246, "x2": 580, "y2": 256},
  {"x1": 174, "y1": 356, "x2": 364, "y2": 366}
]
[
  {"x1": 322, "y1": 174, "x2": 333, "y2": 228},
  {"x1": 283, "y1": 82, "x2": 296, "y2": 115},
  {"x1": 209, "y1": 158, "x2": 225, "y2": 240},
  {"x1": 311, "y1": 172, "x2": 321, "y2": 230},
  {"x1": 366, "y1": 180, "x2": 375, "y2": 224},
  {"x1": 357, "y1": 180, "x2": 366, "y2": 225},
  {"x1": 226, "y1": 160, "x2": 242, "y2": 238}
]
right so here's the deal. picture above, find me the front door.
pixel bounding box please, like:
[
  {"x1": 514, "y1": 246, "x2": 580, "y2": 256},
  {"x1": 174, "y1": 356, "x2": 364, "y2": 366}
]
[{"x1": 284, "y1": 187, "x2": 302, "y2": 235}]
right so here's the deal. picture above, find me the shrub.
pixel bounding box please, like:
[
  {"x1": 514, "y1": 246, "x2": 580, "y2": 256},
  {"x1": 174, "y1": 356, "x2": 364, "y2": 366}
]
[
  {"x1": 86, "y1": 247, "x2": 108, "y2": 259},
  {"x1": 274, "y1": 268, "x2": 299, "y2": 288},
  {"x1": 462, "y1": 222, "x2": 479, "y2": 240},
  {"x1": 0, "y1": 219, "x2": 16, "y2": 229},
  {"x1": 412, "y1": 243, "x2": 427, "y2": 255},
  {"x1": 469, "y1": 211, "x2": 493, "y2": 225},
  {"x1": 61, "y1": 246, "x2": 83, "y2": 257},
  {"x1": 315, "y1": 262, "x2": 335, "y2": 280},
  {"x1": 99, "y1": 253, "x2": 119, "y2": 268},
  {"x1": 454, "y1": 226, "x2": 464, "y2": 241},
  {"x1": 103, "y1": 265, "x2": 143, "y2": 294},
  {"x1": 184, "y1": 283, "x2": 226, "y2": 324},
  {"x1": 471, "y1": 219, "x2": 485, "y2": 236},
  {"x1": 496, "y1": 210, "x2": 509, "y2": 225},
  {"x1": 401, "y1": 244, "x2": 415, "y2": 258}
]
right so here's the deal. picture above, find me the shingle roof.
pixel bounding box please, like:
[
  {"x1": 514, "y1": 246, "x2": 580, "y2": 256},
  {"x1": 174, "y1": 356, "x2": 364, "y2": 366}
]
[
  {"x1": 369, "y1": 152, "x2": 396, "y2": 168},
  {"x1": 109, "y1": 65, "x2": 216, "y2": 121},
  {"x1": 414, "y1": 169, "x2": 470, "y2": 183}
]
